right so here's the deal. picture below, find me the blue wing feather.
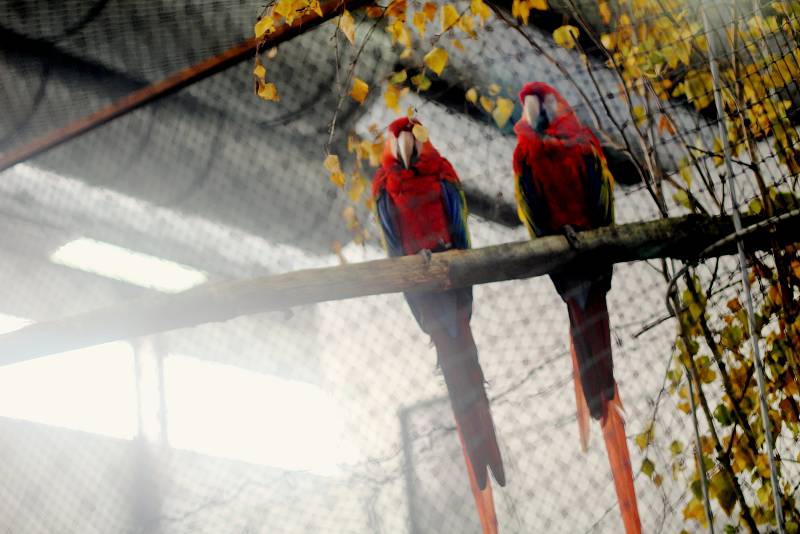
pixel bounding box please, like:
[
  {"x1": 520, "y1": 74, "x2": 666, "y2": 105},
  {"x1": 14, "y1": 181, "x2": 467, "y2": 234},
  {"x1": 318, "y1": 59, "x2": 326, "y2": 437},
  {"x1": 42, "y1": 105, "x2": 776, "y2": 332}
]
[
  {"x1": 376, "y1": 191, "x2": 404, "y2": 257},
  {"x1": 583, "y1": 152, "x2": 614, "y2": 227},
  {"x1": 517, "y1": 161, "x2": 550, "y2": 237},
  {"x1": 440, "y1": 181, "x2": 471, "y2": 250}
]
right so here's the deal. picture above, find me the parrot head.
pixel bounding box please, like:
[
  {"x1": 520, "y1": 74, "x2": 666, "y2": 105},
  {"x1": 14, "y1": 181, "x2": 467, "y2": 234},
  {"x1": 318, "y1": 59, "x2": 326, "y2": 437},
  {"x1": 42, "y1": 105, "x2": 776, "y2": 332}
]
[
  {"x1": 518, "y1": 82, "x2": 575, "y2": 134},
  {"x1": 385, "y1": 117, "x2": 425, "y2": 169}
]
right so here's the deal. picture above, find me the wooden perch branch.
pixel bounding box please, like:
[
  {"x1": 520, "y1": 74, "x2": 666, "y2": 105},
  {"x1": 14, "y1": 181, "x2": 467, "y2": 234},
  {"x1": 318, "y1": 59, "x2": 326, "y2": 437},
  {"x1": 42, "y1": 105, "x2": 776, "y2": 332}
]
[
  {"x1": 0, "y1": 0, "x2": 370, "y2": 174},
  {"x1": 0, "y1": 212, "x2": 796, "y2": 365}
]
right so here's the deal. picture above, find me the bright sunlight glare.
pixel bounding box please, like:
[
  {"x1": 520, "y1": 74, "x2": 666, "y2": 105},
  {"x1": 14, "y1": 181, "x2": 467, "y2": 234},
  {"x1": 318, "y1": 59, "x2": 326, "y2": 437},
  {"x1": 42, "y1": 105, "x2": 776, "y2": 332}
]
[
  {"x1": 0, "y1": 339, "x2": 138, "y2": 439},
  {"x1": 0, "y1": 311, "x2": 357, "y2": 474},
  {"x1": 0, "y1": 313, "x2": 33, "y2": 334},
  {"x1": 50, "y1": 238, "x2": 207, "y2": 293},
  {"x1": 165, "y1": 354, "x2": 360, "y2": 475}
]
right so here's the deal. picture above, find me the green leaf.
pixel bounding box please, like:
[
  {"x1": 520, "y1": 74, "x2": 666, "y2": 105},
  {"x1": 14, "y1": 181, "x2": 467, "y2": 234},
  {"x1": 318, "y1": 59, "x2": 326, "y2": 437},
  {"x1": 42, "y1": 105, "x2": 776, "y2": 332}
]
[
  {"x1": 641, "y1": 457, "x2": 655, "y2": 477},
  {"x1": 670, "y1": 440, "x2": 684, "y2": 456},
  {"x1": 690, "y1": 478, "x2": 703, "y2": 499},
  {"x1": 635, "y1": 425, "x2": 654, "y2": 450},
  {"x1": 714, "y1": 403, "x2": 733, "y2": 426},
  {"x1": 390, "y1": 70, "x2": 408, "y2": 84},
  {"x1": 673, "y1": 190, "x2": 694, "y2": 211},
  {"x1": 710, "y1": 472, "x2": 737, "y2": 515}
]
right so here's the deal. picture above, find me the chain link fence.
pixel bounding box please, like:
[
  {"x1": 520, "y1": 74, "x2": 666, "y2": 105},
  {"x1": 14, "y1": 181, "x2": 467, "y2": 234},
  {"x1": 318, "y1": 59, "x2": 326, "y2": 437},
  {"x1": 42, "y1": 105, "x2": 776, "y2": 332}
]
[{"x1": 0, "y1": 0, "x2": 798, "y2": 532}]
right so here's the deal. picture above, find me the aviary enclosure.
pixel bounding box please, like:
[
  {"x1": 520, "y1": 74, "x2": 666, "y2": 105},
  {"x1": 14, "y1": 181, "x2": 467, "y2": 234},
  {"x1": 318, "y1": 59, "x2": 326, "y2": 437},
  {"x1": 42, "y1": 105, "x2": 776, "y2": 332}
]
[{"x1": 0, "y1": 0, "x2": 799, "y2": 532}]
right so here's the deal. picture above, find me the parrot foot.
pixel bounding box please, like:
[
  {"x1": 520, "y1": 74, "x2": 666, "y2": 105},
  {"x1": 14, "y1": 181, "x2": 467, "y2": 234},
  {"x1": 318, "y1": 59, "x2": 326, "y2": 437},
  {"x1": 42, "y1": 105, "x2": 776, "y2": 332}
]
[
  {"x1": 562, "y1": 225, "x2": 581, "y2": 250},
  {"x1": 418, "y1": 248, "x2": 433, "y2": 265}
]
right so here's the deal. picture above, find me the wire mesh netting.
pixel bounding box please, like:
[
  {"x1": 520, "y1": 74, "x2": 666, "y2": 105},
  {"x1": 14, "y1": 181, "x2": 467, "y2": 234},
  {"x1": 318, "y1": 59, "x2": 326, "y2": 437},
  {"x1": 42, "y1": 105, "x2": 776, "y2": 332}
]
[{"x1": 0, "y1": 0, "x2": 799, "y2": 532}]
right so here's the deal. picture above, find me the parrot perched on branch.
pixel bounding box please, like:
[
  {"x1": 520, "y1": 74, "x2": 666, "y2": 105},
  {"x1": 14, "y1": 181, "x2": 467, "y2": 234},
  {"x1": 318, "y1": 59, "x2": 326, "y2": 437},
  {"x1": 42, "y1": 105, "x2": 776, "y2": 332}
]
[
  {"x1": 372, "y1": 117, "x2": 505, "y2": 534},
  {"x1": 512, "y1": 82, "x2": 641, "y2": 534}
]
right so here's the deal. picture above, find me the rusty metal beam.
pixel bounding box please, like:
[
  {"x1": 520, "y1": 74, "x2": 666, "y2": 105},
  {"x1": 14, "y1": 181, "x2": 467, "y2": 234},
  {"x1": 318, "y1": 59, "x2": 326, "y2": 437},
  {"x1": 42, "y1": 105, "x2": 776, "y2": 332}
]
[{"x1": 0, "y1": 0, "x2": 370, "y2": 173}]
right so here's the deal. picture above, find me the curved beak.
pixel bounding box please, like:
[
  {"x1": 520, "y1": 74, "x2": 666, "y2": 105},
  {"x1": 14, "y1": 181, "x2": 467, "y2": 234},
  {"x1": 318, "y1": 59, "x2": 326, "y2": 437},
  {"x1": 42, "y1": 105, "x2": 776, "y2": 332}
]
[
  {"x1": 397, "y1": 130, "x2": 415, "y2": 169},
  {"x1": 523, "y1": 95, "x2": 540, "y2": 128}
]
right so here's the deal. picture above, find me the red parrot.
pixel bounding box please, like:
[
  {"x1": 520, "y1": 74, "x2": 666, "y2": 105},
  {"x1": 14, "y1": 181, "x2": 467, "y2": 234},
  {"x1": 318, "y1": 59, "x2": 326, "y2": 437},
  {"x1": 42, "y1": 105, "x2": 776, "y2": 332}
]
[
  {"x1": 372, "y1": 117, "x2": 505, "y2": 533},
  {"x1": 512, "y1": 82, "x2": 641, "y2": 534}
]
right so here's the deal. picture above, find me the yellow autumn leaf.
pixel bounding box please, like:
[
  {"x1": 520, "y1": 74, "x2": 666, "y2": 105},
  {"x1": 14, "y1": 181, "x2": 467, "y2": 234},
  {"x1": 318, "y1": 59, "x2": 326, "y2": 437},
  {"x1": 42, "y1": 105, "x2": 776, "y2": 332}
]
[
  {"x1": 406, "y1": 106, "x2": 415, "y2": 118},
  {"x1": 386, "y1": 19, "x2": 412, "y2": 48},
  {"x1": 632, "y1": 105, "x2": 646, "y2": 125},
  {"x1": 471, "y1": 0, "x2": 491, "y2": 23},
  {"x1": 635, "y1": 425, "x2": 654, "y2": 450},
  {"x1": 488, "y1": 83, "x2": 501, "y2": 95},
  {"x1": 309, "y1": 0, "x2": 322, "y2": 17},
  {"x1": 452, "y1": 39, "x2": 465, "y2": 51},
  {"x1": 458, "y1": 14, "x2": 476, "y2": 37},
  {"x1": 324, "y1": 154, "x2": 342, "y2": 174},
  {"x1": 254, "y1": 16, "x2": 274, "y2": 37},
  {"x1": 257, "y1": 81, "x2": 280, "y2": 101},
  {"x1": 512, "y1": 0, "x2": 531, "y2": 24},
  {"x1": 529, "y1": 0, "x2": 548, "y2": 10},
  {"x1": 679, "y1": 165, "x2": 693, "y2": 188},
  {"x1": 553, "y1": 25, "x2": 580, "y2": 49},
  {"x1": 386, "y1": 0, "x2": 407, "y2": 18},
  {"x1": 385, "y1": 84, "x2": 401, "y2": 111},
  {"x1": 412, "y1": 11, "x2": 427, "y2": 36},
  {"x1": 411, "y1": 73, "x2": 432, "y2": 91},
  {"x1": 253, "y1": 63, "x2": 266, "y2": 79},
  {"x1": 340, "y1": 10, "x2": 356, "y2": 45},
  {"x1": 424, "y1": 47, "x2": 448, "y2": 75},
  {"x1": 423, "y1": 2, "x2": 437, "y2": 21},
  {"x1": 412, "y1": 124, "x2": 429, "y2": 143},
  {"x1": 598, "y1": 2, "x2": 611, "y2": 24},
  {"x1": 673, "y1": 190, "x2": 693, "y2": 210},
  {"x1": 465, "y1": 87, "x2": 478, "y2": 103},
  {"x1": 330, "y1": 172, "x2": 346, "y2": 188},
  {"x1": 348, "y1": 172, "x2": 366, "y2": 202},
  {"x1": 492, "y1": 97, "x2": 514, "y2": 127},
  {"x1": 683, "y1": 498, "x2": 708, "y2": 526},
  {"x1": 274, "y1": 0, "x2": 294, "y2": 20},
  {"x1": 712, "y1": 137, "x2": 724, "y2": 166},
  {"x1": 350, "y1": 78, "x2": 369, "y2": 103},
  {"x1": 442, "y1": 4, "x2": 460, "y2": 31},
  {"x1": 480, "y1": 95, "x2": 494, "y2": 112}
]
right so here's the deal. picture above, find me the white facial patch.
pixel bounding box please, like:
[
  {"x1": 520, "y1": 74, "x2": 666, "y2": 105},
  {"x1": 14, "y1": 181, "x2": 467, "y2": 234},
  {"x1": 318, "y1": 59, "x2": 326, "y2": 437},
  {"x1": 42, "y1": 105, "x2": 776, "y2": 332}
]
[
  {"x1": 397, "y1": 131, "x2": 415, "y2": 169},
  {"x1": 523, "y1": 95, "x2": 540, "y2": 126}
]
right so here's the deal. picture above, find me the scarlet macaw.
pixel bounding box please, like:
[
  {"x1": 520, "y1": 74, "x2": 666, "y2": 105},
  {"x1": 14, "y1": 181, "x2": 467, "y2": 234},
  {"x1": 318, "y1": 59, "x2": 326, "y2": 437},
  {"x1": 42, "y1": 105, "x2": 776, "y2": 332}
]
[
  {"x1": 512, "y1": 82, "x2": 641, "y2": 534},
  {"x1": 372, "y1": 117, "x2": 505, "y2": 533}
]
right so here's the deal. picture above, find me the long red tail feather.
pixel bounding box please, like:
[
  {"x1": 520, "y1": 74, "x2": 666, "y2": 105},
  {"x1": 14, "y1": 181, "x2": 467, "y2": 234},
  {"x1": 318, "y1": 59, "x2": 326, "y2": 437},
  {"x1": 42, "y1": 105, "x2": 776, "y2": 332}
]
[
  {"x1": 458, "y1": 427, "x2": 498, "y2": 534},
  {"x1": 568, "y1": 291, "x2": 641, "y2": 534},
  {"x1": 602, "y1": 394, "x2": 641, "y2": 534},
  {"x1": 569, "y1": 337, "x2": 591, "y2": 452},
  {"x1": 432, "y1": 319, "x2": 504, "y2": 533},
  {"x1": 433, "y1": 321, "x2": 505, "y2": 490}
]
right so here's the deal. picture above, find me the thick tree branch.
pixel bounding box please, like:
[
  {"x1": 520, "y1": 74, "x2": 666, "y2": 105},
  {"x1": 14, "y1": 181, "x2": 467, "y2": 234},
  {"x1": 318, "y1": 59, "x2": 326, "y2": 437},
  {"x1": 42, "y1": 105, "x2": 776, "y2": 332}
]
[
  {"x1": 0, "y1": 212, "x2": 796, "y2": 364},
  {"x1": 0, "y1": 0, "x2": 371, "y2": 173}
]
